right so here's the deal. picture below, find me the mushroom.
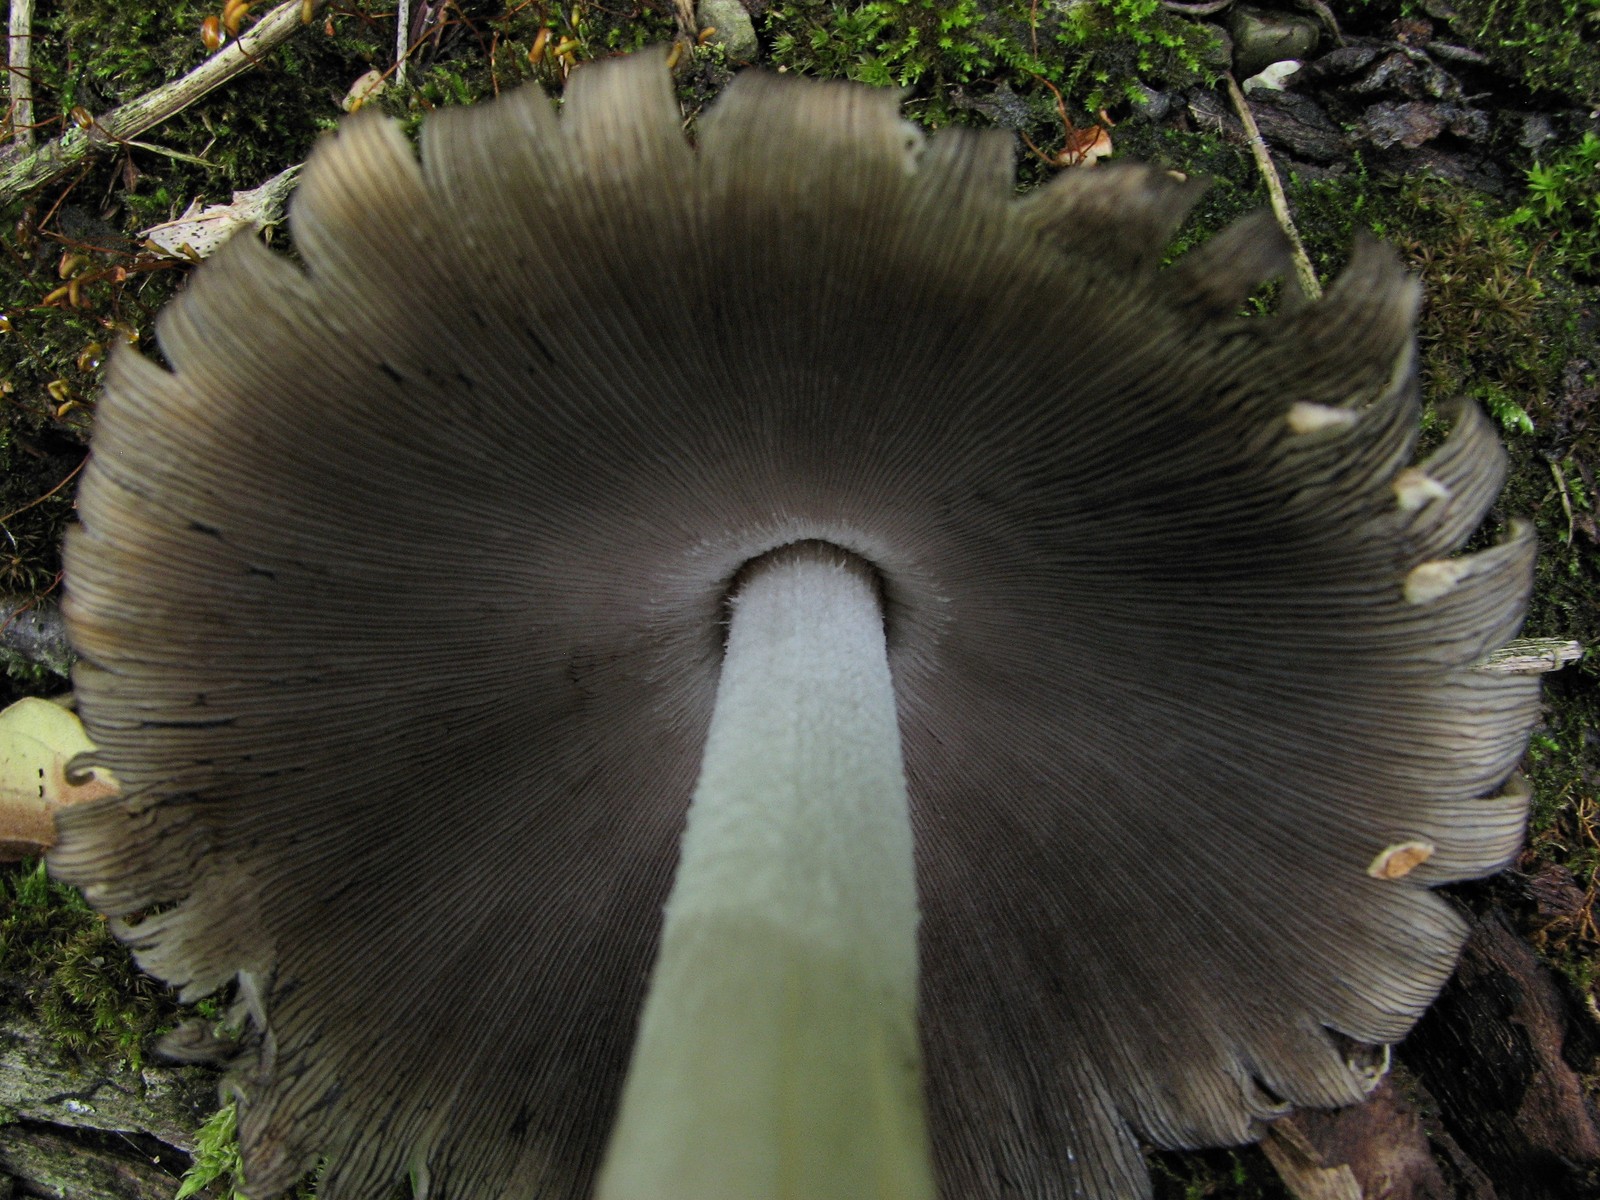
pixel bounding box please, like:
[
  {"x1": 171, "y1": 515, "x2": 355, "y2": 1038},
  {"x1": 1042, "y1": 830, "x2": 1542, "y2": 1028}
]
[{"x1": 49, "y1": 49, "x2": 1539, "y2": 1200}]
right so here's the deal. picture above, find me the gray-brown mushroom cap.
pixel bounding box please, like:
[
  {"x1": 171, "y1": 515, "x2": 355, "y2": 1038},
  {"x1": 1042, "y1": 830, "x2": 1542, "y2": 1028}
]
[{"x1": 50, "y1": 48, "x2": 1538, "y2": 1200}]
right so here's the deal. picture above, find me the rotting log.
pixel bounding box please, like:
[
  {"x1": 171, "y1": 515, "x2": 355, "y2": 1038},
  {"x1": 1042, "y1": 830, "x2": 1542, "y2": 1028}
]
[
  {"x1": 1403, "y1": 908, "x2": 1600, "y2": 1200},
  {"x1": 0, "y1": 1008, "x2": 217, "y2": 1199}
]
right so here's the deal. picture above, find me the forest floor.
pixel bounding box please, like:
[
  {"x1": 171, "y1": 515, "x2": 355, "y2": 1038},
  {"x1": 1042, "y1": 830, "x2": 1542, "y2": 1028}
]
[{"x1": 0, "y1": 1, "x2": 1597, "y2": 1198}]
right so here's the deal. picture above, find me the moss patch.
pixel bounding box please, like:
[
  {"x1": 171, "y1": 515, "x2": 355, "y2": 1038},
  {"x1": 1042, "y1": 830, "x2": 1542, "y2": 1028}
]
[
  {"x1": 0, "y1": 859, "x2": 182, "y2": 1068},
  {"x1": 1434, "y1": 0, "x2": 1600, "y2": 105},
  {"x1": 764, "y1": 0, "x2": 1220, "y2": 140},
  {"x1": 1151, "y1": 1146, "x2": 1291, "y2": 1200}
]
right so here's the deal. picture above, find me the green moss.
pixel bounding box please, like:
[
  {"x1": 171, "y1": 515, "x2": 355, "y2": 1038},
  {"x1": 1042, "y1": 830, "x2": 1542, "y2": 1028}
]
[
  {"x1": 1440, "y1": 0, "x2": 1600, "y2": 105},
  {"x1": 46, "y1": 2, "x2": 212, "y2": 115},
  {"x1": 1504, "y1": 132, "x2": 1600, "y2": 283},
  {"x1": 0, "y1": 859, "x2": 181, "y2": 1068},
  {"x1": 174, "y1": 1099, "x2": 325, "y2": 1200},
  {"x1": 1151, "y1": 1146, "x2": 1291, "y2": 1200},
  {"x1": 175, "y1": 1101, "x2": 245, "y2": 1200},
  {"x1": 1287, "y1": 169, "x2": 1585, "y2": 437},
  {"x1": 1501, "y1": 436, "x2": 1600, "y2": 849},
  {"x1": 765, "y1": 0, "x2": 1219, "y2": 129}
]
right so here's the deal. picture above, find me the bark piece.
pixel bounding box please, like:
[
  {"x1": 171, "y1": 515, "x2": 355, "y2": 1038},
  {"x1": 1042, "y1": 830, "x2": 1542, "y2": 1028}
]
[
  {"x1": 0, "y1": 1124, "x2": 183, "y2": 1200},
  {"x1": 0, "y1": 1009, "x2": 215, "y2": 1151},
  {"x1": 0, "y1": 1009, "x2": 220, "y2": 1200},
  {"x1": 1248, "y1": 88, "x2": 1350, "y2": 162},
  {"x1": 1288, "y1": 1069, "x2": 1497, "y2": 1200}
]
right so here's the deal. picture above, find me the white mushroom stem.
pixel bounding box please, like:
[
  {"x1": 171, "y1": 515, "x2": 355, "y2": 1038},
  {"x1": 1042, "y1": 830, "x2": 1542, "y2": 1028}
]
[{"x1": 597, "y1": 543, "x2": 934, "y2": 1200}]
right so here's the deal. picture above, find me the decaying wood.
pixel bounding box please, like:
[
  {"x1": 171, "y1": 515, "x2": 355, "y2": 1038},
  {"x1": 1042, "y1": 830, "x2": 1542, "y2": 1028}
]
[
  {"x1": 1268, "y1": 909, "x2": 1600, "y2": 1200},
  {"x1": 1262, "y1": 1119, "x2": 1363, "y2": 1200},
  {"x1": 1285, "y1": 1068, "x2": 1497, "y2": 1200},
  {"x1": 1404, "y1": 908, "x2": 1600, "y2": 1199},
  {"x1": 0, "y1": 0, "x2": 323, "y2": 205},
  {"x1": 0, "y1": 595, "x2": 69, "y2": 678},
  {"x1": 0, "y1": 1124, "x2": 178, "y2": 1200}
]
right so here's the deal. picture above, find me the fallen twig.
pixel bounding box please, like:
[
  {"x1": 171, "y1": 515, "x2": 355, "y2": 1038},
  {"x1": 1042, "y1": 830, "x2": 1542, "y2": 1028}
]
[
  {"x1": 1223, "y1": 71, "x2": 1322, "y2": 303},
  {"x1": 0, "y1": 458, "x2": 83, "y2": 525},
  {"x1": 1550, "y1": 459, "x2": 1577, "y2": 545},
  {"x1": 671, "y1": 0, "x2": 697, "y2": 46},
  {"x1": 0, "y1": 0, "x2": 322, "y2": 205},
  {"x1": 1161, "y1": 0, "x2": 1235, "y2": 14},
  {"x1": 1294, "y1": 0, "x2": 1344, "y2": 45}
]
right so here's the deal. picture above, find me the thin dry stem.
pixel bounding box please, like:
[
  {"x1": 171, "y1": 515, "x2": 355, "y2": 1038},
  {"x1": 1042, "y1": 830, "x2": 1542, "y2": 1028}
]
[
  {"x1": 7, "y1": 0, "x2": 33, "y2": 147},
  {"x1": 395, "y1": 0, "x2": 410, "y2": 87},
  {"x1": 1224, "y1": 71, "x2": 1321, "y2": 303}
]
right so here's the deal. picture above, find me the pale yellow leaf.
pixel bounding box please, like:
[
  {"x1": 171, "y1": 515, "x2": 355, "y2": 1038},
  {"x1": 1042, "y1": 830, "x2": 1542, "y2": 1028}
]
[{"x1": 0, "y1": 697, "x2": 118, "y2": 860}]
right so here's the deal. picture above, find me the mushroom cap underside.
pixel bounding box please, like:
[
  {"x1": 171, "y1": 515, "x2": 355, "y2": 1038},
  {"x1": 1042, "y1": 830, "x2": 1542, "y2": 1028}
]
[{"x1": 51, "y1": 50, "x2": 1538, "y2": 1200}]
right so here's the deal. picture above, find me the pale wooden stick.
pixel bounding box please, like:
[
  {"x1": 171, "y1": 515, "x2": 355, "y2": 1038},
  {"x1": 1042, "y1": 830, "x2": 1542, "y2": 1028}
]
[
  {"x1": 7, "y1": 0, "x2": 33, "y2": 147},
  {"x1": 671, "y1": 0, "x2": 697, "y2": 55},
  {"x1": 395, "y1": 0, "x2": 409, "y2": 87},
  {"x1": 1224, "y1": 71, "x2": 1321, "y2": 303},
  {"x1": 1261, "y1": 1120, "x2": 1362, "y2": 1200},
  {"x1": 1474, "y1": 637, "x2": 1584, "y2": 676},
  {"x1": 0, "y1": 0, "x2": 321, "y2": 204}
]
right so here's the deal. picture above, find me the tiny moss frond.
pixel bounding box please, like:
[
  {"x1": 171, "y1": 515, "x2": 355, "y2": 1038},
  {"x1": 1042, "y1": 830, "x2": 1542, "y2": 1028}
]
[
  {"x1": 175, "y1": 1101, "x2": 243, "y2": 1200},
  {"x1": 175, "y1": 1096, "x2": 325, "y2": 1199},
  {"x1": 1289, "y1": 170, "x2": 1565, "y2": 436},
  {"x1": 1504, "y1": 133, "x2": 1600, "y2": 283}
]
